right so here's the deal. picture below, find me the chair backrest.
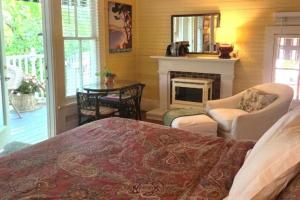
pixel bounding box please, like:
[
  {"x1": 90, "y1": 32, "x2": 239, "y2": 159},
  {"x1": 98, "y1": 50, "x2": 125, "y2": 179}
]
[
  {"x1": 232, "y1": 83, "x2": 294, "y2": 140},
  {"x1": 136, "y1": 83, "x2": 145, "y2": 106},
  {"x1": 76, "y1": 92, "x2": 100, "y2": 116},
  {"x1": 119, "y1": 83, "x2": 145, "y2": 104},
  {"x1": 6, "y1": 66, "x2": 24, "y2": 90},
  {"x1": 118, "y1": 83, "x2": 145, "y2": 119},
  {"x1": 253, "y1": 83, "x2": 294, "y2": 112}
]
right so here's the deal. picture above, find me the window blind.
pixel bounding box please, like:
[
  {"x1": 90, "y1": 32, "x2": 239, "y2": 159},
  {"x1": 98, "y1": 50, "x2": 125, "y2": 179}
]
[{"x1": 61, "y1": 0, "x2": 99, "y2": 97}]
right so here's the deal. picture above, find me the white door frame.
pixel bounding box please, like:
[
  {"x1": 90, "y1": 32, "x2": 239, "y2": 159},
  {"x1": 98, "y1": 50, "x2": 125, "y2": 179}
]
[
  {"x1": 264, "y1": 26, "x2": 300, "y2": 108},
  {"x1": 41, "y1": 0, "x2": 56, "y2": 138},
  {"x1": 264, "y1": 26, "x2": 300, "y2": 82},
  {"x1": 0, "y1": 0, "x2": 9, "y2": 146}
]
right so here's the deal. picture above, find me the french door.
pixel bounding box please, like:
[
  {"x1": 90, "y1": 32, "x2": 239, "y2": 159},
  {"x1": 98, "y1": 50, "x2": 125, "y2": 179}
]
[
  {"x1": 273, "y1": 35, "x2": 300, "y2": 101},
  {"x1": 0, "y1": 0, "x2": 9, "y2": 148},
  {"x1": 0, "y1": 0, "x2": 56, "y2": 148},
  {"x1": 265, "y1": 26, "x2": 300, "y2": 109}
]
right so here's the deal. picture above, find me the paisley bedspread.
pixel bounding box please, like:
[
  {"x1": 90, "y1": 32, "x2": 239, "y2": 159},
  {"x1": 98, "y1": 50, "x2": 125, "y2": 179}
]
[{"x1": 0, "y1": 117, "x2": 253, "y2": 200}]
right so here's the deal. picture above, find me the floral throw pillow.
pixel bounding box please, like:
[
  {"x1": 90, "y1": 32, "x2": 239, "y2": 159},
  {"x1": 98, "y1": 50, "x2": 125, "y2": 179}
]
[{"x1": 238, "y1": 88, "x2": 278, "y2": 113}]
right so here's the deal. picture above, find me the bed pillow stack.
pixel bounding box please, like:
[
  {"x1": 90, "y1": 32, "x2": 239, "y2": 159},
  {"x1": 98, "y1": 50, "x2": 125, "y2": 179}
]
[{"x1": 226, "y1": 106, "x2": 300, "y2": 200}]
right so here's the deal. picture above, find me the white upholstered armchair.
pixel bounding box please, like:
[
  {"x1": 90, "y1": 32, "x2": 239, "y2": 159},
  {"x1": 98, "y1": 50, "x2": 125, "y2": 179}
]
[{"x1": 206, "y1": 83, "x2": 294, "y2": 141}]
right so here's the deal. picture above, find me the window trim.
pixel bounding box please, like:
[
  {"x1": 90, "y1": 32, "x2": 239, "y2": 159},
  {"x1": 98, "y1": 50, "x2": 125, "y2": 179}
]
[{"x1": 61, "y1": 0, "x2": 99, "y2": 98}]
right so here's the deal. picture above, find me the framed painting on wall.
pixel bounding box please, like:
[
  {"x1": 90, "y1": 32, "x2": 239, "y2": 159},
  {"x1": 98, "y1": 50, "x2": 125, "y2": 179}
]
[{"x1": 109, "y1": 2, "x2": 132, "y2": 53}]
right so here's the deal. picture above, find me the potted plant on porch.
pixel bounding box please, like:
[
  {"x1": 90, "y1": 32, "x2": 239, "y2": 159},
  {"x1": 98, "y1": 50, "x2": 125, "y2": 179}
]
[{"x1": 11, "y1": 76, "x2": 44, "y2": 112}]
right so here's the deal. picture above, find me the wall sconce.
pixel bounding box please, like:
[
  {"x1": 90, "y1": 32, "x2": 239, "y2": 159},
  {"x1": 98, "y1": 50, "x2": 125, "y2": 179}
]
[{"x1": 216, "y1": 27, "x2": 236, "y2": 59}]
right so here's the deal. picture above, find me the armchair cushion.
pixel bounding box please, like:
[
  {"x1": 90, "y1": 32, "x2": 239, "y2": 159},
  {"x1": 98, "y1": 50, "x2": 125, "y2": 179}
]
[
  {"x1": 238, "y1": 88, "x2": 278, "y2": 113},
  {"x1": 208, "y1": 108, "x2": 248, "y2": 131},
  {"x1": 81, "y1": 106, "x2": 117, "y2": 116}
]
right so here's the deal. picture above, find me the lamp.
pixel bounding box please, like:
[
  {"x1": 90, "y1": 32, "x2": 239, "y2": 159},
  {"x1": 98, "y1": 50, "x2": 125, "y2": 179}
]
[{"x1": 216, "y1": 27, "x2": 236, "y2": 59}]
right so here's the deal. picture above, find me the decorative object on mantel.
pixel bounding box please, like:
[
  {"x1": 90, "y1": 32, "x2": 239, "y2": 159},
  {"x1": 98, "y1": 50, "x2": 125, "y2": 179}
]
[
  {"x1": 109, "y1": 2, "x2": 132, "y2": 53},
  {"x1": 216, "y1": 27, "x2": 236, "y2": 59},
  {"x1": 166, "y1": 41, "x2": 189, "y2": 57},
  {"x1": 218, "y1": 44, "x2": 234, "y2": 59}
]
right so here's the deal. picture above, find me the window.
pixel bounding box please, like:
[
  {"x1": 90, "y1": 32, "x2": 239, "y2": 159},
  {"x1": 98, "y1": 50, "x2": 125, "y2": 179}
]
[
  {"x1": 61, "y1": 0, "x2": 98, "y2": 97},
  {"x1": 273, "y1": 36, "x2": 300, "y2": 100}
]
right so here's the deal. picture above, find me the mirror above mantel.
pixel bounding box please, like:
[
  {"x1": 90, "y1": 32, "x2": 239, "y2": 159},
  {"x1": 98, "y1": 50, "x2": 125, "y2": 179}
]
[{"x1": 171, "y1": 13, "x2": 220, "y2": 54}]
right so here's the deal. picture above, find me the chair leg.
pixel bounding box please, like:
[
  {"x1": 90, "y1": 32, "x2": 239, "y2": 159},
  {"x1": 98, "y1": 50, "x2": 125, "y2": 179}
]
[
  {"x1": 9, "y1": 98, "x2": 22, "y2": 119},
  {"x1": 78, "y1": 115, "x2": 82, "y2": 125},
  {"x1": 138, "y1": 109, "x2": 142, "y2": 120}
]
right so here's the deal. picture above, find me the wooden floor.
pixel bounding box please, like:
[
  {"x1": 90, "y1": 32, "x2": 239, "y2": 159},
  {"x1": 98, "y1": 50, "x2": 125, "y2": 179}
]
[
  {"x1": 4, "y1": 110, "x2": 159, "y2": 147},
  {"x1": 141, "y1": 111, "x2": 162, "y2": 125},
  {"x1": 7, "y1": 104, "x2": 48, "y2": 145}
]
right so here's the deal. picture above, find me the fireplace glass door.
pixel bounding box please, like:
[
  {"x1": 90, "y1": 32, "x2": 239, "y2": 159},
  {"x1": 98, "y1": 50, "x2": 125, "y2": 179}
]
[{"x1": 175, "y1": 87, "x2": 203, "y2": 103}]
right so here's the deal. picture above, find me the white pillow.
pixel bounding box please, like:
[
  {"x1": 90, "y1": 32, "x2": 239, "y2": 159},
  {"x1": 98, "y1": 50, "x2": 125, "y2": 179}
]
[{"x1": 226, "y1": 106, "x2": 300, "y2": 200}]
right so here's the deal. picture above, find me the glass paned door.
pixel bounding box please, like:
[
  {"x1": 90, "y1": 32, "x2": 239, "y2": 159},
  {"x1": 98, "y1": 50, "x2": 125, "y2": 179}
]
[
  {"x1": 0, "y1": 70, "x2": 9, "y2": 149},
  {"x1": 0, "y1": 0, "x2": 9, "y2": 148},
  {"x1": 273, "y1": 35, "x2": 300, "y2": 101},
  {"x1": 0, "y1": 0, "x2": 50, "y2": 147},
  {"x1": 0, "y1": 80, "x2": 6, "y2": 128}
]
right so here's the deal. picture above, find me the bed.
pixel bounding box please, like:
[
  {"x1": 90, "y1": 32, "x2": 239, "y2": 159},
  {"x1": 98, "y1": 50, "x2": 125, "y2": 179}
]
[
  {"x1": 0, "y1": 117, "x2": 254, "y2": 199},
  {"x1": 2, "y1": 115, "x2": 300, "y2": 200}
]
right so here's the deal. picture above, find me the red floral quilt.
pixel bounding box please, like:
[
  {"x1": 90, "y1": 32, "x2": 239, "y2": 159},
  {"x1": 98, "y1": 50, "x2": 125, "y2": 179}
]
[{"x1": 0, "y1": 118, "x2": 253, "y2": 200}]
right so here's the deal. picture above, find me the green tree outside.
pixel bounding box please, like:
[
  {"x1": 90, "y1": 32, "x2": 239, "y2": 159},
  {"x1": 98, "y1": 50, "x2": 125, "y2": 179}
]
[{"x1": 3, "y1": 0, "x2": 43, "y2": 55}]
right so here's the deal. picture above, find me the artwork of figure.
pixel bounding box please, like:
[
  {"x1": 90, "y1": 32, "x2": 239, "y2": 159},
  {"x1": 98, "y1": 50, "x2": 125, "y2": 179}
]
[{"x1": 109, "y1": 2, "x2": 132, "y2": 53}]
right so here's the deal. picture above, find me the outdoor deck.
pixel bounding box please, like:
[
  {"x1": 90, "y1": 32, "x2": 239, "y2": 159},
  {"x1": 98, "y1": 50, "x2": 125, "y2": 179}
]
[{"x1": 7, "y1": 104, "x2": 48, "y2": 145}]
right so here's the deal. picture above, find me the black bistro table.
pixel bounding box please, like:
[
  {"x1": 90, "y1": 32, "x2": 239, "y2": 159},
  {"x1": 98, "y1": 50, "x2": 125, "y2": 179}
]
[
  {"x1": 83, "y1": 80, "x2": 145, "y2": 119},
  {"x1": 83, "y1": 80, "x2": 140, "y2": 93}
]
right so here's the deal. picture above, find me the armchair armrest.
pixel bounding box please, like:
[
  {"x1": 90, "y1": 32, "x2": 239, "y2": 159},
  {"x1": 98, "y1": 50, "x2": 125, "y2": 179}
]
[
  {"x1": 231, "y1": 102, "x2": 289, "y2": 141},
  {"x1": 206, "y1": 92, "x2": 244, "y2": 112}
]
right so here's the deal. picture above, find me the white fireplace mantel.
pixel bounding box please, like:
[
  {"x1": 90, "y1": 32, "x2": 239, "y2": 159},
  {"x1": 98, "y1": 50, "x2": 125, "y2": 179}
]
[{"x1": 150, "y1": 56, "x2": 239, "y2": 111}]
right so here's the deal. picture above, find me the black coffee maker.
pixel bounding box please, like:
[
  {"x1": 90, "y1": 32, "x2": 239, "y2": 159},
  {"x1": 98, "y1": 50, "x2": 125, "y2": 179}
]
[{"x1": 166, "y1": 41, "x2": 189, "y2": 57}]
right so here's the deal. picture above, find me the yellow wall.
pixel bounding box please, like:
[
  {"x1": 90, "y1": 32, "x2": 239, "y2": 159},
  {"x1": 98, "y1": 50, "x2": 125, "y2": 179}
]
[
  {"x1": 103, "y1": 0, "x2": 136, "y2": 82},
  {"x1": 135, "y1": 0, "x2": 300, "y2": 108}
]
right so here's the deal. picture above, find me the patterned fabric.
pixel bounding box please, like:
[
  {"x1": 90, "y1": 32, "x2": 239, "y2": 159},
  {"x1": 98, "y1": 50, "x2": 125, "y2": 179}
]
[
  {"x1": 0, "y1": 118, "x2": 253, "y2": 200},
  {"x1": 81, "y1": 106, "x2": 117, "y2": 116},
  {"x1": 277, "y1": 173, "x2": 300, "y2": 199},
  {"x1": 238, "y1": 88, "x2": 278, "y2": 113}
]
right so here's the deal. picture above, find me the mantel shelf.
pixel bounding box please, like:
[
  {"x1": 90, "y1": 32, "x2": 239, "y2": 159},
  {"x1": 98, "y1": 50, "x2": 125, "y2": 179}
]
[{"x1": 150, "y1": 56, "x2": 240, "y2": 63}]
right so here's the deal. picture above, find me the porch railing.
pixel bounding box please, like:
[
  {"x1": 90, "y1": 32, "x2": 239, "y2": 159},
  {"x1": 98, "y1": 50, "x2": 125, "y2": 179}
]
[
  {"x1": 6, "y1": 49, "x2": 46, "y2": 99},
  {"x1": 6, "y1": 49, "x2": 96, "y2": 99},
  {"x1": 6, "y1": 49, "x2": 45, "y2": 83}
]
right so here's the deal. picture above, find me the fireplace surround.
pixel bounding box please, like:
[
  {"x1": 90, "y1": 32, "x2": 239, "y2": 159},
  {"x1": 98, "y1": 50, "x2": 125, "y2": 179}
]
[{"x1": 146, "y1": 56, "x2": 239, "y2": 121}]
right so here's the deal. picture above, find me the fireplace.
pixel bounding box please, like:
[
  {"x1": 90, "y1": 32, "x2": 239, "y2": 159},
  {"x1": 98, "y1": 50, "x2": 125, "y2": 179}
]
[
  {"x1": 146, "y1": 56, "x2": 239, "y2": 121},
  {"x1": 171, "y1": 77, "x2": 213, "y2": 109}
]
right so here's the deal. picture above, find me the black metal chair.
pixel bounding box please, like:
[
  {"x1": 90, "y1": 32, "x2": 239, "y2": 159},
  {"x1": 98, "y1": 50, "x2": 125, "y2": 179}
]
[
  {"x1": 100, "y1": 83, "x2": 145, "y2": 120},
  {"x1": 76, "y1": 92, "x2": 117, "y2": 125}
]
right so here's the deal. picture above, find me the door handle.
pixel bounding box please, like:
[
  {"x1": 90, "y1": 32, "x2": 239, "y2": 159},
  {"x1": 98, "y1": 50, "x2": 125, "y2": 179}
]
[{"x1": 4, "y1": 77, "x2": 10, "y2": 81}]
